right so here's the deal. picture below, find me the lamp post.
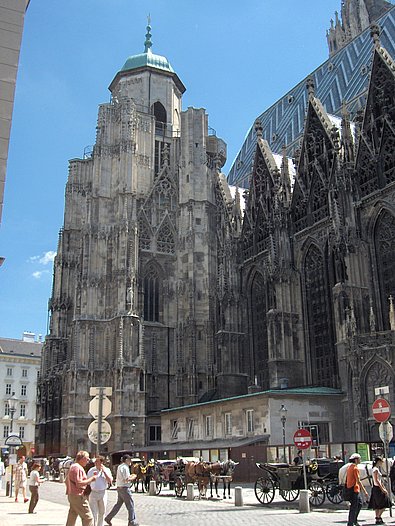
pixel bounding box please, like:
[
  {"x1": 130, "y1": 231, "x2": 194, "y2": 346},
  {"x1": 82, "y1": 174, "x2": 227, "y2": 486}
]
[
  {"x1": 280, "y1": 404, "x2": 288, "y2": 463},
  {"x1": 7, "y1": 392, "x2": 18, "y2": 498},
  {"x1": 130, "y1": 421, "x2": 136, "y2": 454}
]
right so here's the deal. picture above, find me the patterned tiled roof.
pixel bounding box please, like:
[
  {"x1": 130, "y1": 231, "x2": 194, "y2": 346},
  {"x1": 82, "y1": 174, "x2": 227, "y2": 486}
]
[{"x1": 228, "y1": 6, "x2": 395, "y2": 187}]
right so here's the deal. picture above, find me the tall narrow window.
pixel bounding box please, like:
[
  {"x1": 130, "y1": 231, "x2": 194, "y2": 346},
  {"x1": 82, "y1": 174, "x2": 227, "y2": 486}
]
[
  {"x1": 187, "y1": 418, "x2": 196, "y2": 439},
  {"x1": 224, "y1": 413, "x2": 232, "y2": 435},
  {"x1": 205, "y1": 415, "x2": 213, "y2": 437},
  {"x1": 144, "y1": 268, "x2": 160, "y2": 322},
  {"x1": 20, "y1": 404, "x2": 26, "y2": 417},
  {"x1": 4, "y1": 402, "x2": 10, "y2": 416},
  {"x1": 246, "y1": 410, "x2": 254, "y2": 433},
  {"x1": 19, "y1": 426, "x2": 25, "y2": 439},
  {"x1": 375, "y1": 211, "x2": 395, "y2": 329},
  {"x1": 171, "y1": 420, "x2": 179, "y2": 440},
  {"x1": 3, "y1": 425, "x2": 9, "y2": 438},
  {"x1": 5, "y1": 384, "x2": 11, "y2": 395},
  {"x1": 21, "y1": 384, "x2": 27, "y2": 396},
  {"x1": 304, "y1": 245, "x2": 337, "y2": 387},
  {"x1": 250, "y1": 273, "x2": 269, "y2": 389},
  {"x1": 152, "y1": 101, "x2": 167, "y2": 135}
]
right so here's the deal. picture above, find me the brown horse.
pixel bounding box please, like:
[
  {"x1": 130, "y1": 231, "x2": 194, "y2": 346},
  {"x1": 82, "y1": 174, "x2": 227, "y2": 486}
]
[
  {"x1": 185, "y1": 461, "x2": 211, "y2": 498},
  {"x1": 130, "y1": 462, "x2": 147, "y2": 492},
  {"x1": 209, "y1": 460, "x2": 239, "y2": 499}
]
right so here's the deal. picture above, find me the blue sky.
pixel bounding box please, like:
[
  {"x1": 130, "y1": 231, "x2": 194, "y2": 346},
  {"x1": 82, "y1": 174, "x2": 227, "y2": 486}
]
[{"x1": 0, "y1": 0, "x2": 340, "y2": 340}]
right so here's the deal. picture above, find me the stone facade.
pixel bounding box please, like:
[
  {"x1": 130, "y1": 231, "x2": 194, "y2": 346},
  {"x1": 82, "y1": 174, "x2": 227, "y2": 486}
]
[
  {"x1": 36, "y1": 28, "x2": 243, "y2": 455},
  {"x1": 0, "y1": 0, "x2": 29, "y2": 225},
  {"x1": 38, "y1": 15, "x2": 395, "y2": 455},
  {"x1": 327, "y1": 0, "x2": 392, "y2": 56},
  {"x1": 240, "y1": 27, "x2": 395, "y2": 443}
]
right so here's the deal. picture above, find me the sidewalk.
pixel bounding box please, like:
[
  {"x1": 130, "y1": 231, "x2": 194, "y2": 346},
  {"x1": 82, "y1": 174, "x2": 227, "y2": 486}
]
[{"x1": 2, "y1": 484, "x2": 395, "y2": 526}]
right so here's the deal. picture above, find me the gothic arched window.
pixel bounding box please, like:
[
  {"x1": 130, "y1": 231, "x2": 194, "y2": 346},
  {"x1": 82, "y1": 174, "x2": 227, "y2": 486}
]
[
  {"x1": 157, "y1": 222, "x2": 175, "y2": 254},
  {"x1": 152, "y1": 101, "x2": 167, "y2": 123},
  {"x1": 304, "y1": 245, "x2": 337, "y2": 387},
  {"x1": 374, "y1": 210, "x2": 395, "y2": 329},
  {"x1": 249, "y1": 272, "x2": 269, "y2": 389},
  {"x1": 144, "y1": 267, "x2": 160, "y2": 322}
]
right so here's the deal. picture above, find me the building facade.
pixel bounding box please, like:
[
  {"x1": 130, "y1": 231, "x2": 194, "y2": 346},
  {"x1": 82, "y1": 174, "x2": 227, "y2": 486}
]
[
  {"x1": 36, "y1": 24, "x2": 243, "y2": 455},
  {"x1": 38, "y1": 4, "x2": 395, "y2": 455},
  {"x1": 0, "y1": 0, "x2": 29, "y2": 225},
  {"x1": 0, "y1": 333, "x2": 42, "y2": 456}
]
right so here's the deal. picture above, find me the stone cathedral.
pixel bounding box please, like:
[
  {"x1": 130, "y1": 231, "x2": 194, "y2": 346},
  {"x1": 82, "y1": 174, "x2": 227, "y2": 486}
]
[{"x1": 37, "y1": 1, "x2": 395, "y2": 455}]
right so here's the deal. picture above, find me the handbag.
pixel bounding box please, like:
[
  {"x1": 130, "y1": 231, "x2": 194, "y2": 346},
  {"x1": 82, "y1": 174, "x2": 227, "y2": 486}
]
[{"x1": 83, "y1": 484, "x2": 92, "y2": 497}]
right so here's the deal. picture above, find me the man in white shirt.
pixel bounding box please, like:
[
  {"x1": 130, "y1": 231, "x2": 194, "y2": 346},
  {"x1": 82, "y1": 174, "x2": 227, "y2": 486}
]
[
  {"x1": 105, "y1": 455, "x2": 138, "y2": 526},
  {"x1": 87, "y1": 456, "x2": 113, "y2": 526},
  {"x1": 0, "y1": 458, "x2": 5, "y2": 490}
]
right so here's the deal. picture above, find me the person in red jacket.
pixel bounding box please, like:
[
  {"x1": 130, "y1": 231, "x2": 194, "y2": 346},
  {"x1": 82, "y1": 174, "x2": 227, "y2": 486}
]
[{"x1": 346, "y1": 453, "x2": 369, "y2": 526}]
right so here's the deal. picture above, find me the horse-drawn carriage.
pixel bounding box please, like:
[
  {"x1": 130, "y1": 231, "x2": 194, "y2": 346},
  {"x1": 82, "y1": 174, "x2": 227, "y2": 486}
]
[{"x1": 254, "y1": 459, "x2": 344, "y2": 507}]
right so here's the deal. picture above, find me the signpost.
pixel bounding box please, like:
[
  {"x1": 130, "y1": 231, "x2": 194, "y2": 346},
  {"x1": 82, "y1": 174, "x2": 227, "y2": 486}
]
[
  {"x1": 88, "y1": 387, "x2": 112, "y2": 455},
  {"x1": 294, "y1": 429, "x2": 312, "y2": 491},
  {"x1": 87, "y1": 420, "x2": 112, "y2": 445},
  {"x1": 5, "y1": 435, "x2": 23, "y2": 447},
  {"x1": 372, "y1": 398, "x2": 391, "y2": 423},
  {"x1": 373, "y1": 395, "x2": 392, "y2": 517}
]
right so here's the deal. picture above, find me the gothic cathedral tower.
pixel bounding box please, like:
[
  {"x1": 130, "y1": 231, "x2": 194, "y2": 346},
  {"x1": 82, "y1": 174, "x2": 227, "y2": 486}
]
[{"x1": 36, "y1": 23, "x2": 241, "y2": 455}]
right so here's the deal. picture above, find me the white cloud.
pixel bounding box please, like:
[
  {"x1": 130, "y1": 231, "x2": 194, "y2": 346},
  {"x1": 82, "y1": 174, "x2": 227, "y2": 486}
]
[
  {"x1": 39, "y1": 251, "x2": 56, "y2": 265},
  {"x1": 28, "y1": 251, "x2": 56, "y2": 265},
  {"x1": 32, "y1": 270, "x2": 50, "y2": 279}
]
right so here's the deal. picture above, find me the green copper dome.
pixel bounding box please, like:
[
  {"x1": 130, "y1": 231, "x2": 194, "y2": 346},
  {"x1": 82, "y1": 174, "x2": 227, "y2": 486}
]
[
  {"x1": 121, "y1": 20, "x2": 174, "y2": 74},
  {"x1": 121, "y1": 48, "x2": 174, "y2": 73}
]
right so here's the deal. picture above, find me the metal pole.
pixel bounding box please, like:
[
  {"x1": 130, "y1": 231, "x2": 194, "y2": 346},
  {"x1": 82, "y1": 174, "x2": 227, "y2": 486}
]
[
  {"x1": 302, "y1": 450, "x2": 308, "y2": 490},
  {"x1": 383, "y1": 425, "x2": 393, "y2": 517},
  {"x1": 96, "y1": 387, "x2": 104, "y2": 458},
  {"x1": 281, "y1": 416, "x2": 286, "y2": 462},
  {"x1": 9, "y1": 408, "x2": 15, "y2": 498}
]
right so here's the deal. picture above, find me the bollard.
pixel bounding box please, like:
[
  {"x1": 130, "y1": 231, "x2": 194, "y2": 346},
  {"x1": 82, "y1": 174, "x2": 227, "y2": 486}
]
[
  {"x1": 149, "y1": 480, "x2": 157, "y2": 496},
  {"x1": 299, "y1": 489, "x2": 310, "y2": 513},
  {"x1": 59, "y1": 472, "x2": 65, "y2": 483},
  {"x1": 234, "y1": 486, "x2": 243, "y2": 507},
  {"x1": 187, "y1": 483, "x2": 194, "y2": 500},
  {"x1": 46, "y1": 472, "x2": 50, "y2": 481}
]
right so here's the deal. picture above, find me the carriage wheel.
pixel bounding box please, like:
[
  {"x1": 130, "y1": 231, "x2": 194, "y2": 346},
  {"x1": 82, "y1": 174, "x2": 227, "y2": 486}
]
[
  {"x1": 326, "y1": 482, "x2": 343, "y2": 504},
  {"x1": 174, "y1": 476, "x2": 185, "y2": 498},
  {"x1": 254, "y1": 477, "x2": 275, "y2": 504},
  {"x1": 155, "y1": 479, "x2": 162, "y2": 495},
  {"x1": 308, "y1": 481, "x2": 325, "y2": 507},
  {"x1": 280, "y1": 489, "x2": 300, "y2": 502}
]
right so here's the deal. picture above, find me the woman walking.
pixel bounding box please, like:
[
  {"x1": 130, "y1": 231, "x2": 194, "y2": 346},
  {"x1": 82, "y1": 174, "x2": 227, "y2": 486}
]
[
  {"x1": 14, "y1": 455, "x2": 29, "y2": 503},
  {"x1": 28, "y1": 463, "x2": 42, "y2": 513},
  {"x1": 368, "y1": 456, "x2": 391, "y2": 525}
]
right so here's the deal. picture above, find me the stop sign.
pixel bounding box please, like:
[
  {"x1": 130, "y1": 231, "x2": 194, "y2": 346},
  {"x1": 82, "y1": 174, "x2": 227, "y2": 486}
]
[
  {"x1": 293, "y1": 429, "x2": 312, "y2": 450},
  {"x1": 372, "y1": 398, "x2": 391, "y2": 423}
]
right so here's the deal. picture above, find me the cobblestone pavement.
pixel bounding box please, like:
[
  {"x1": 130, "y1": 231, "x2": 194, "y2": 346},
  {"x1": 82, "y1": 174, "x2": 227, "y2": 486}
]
[{"x1": 1, "y1": 482, "x2": 395, "y2": 526}]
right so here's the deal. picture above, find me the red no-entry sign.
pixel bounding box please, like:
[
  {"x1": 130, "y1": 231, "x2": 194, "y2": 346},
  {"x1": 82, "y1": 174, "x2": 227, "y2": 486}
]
[
  {"x1": 372, "y1": 398, "x2": 391, "y2": 423},
  {"x1": 293, "y1": 428, "x2": 312, "y2": 449}
]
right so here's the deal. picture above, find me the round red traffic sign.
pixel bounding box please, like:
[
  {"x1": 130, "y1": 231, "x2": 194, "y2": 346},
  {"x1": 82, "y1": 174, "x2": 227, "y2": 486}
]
[
  {"x1": 372, "y1": 398, "x2": 391, "y2": 423},
  {"x1": 293, "y1": 428, "x2": 312, "y2": 449}
]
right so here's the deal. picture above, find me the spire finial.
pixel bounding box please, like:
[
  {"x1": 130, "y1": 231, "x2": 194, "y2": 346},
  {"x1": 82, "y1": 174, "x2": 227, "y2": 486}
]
[
  {"x1": 144, "y1": 14, "x2": 152, "y2": 53},
  {"x1": 306, "y1": 77, "x2": 315, "y2": 99},
  {"x1": 370, "y1": 23, "x2": 381, "y2": 47}
]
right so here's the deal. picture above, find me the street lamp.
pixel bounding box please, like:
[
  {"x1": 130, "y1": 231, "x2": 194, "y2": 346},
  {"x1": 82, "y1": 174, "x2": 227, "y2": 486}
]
[
  {"x1": 7, "y1": 392, "x2": 18, "y2": 433},
  {"x1": 130, "y1": 421, "x2": 136, "y2": 452},
  {"x1": 280, "y1": 404, "x2": 288, "y2": 463},
  {"x1": 7, "y1": 392, "x2": 18, "y2": 498}
]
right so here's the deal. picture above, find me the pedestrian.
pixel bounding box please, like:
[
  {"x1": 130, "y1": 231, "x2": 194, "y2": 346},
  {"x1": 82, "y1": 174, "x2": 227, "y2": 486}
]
[
  {"x1": 65, "y1": 451, "x2": 97, "y2": 526},
  {"x1": 0, "y1": 457, "x2": 5, "y2": 490},
  {"x1": 368, "y1": 456, "x2": 391, "y2": 524},
  {"x1": 105, "y1": 454, "x2": 139, "y2": 526},
  {"x1": 87, "y1": 455, "x2": 113, "y2": 526},
  {"x1": 345, "y1": 452, "x2": 369, "y2": 526},
  {"x1": 14, "y1": 455, "x2": 29, "y2": 503},
  {"x1": 28, "y1": 462, "x2": 42, "y2": 513},
  {"x1": 293, "y1": 450, "x2": 303, "y2": 466}
]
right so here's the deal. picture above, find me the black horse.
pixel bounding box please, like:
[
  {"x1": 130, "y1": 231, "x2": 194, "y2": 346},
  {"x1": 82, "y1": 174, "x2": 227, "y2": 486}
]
[{"x1": 209, "y1": 459, "x2": 239, "y2": 499}]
